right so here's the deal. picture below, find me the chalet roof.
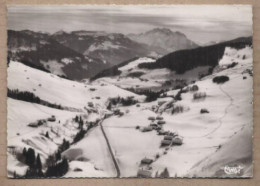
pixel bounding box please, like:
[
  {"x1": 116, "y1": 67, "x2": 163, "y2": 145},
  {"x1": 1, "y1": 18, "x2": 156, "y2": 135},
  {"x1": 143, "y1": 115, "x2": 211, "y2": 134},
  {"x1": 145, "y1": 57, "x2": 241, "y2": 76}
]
[
  {"x1": 161, "y1": 139, "x2": 172, "y2": 145},
  {"x1": 141, "y1": 158, "x2": 153, "y2": 164}
]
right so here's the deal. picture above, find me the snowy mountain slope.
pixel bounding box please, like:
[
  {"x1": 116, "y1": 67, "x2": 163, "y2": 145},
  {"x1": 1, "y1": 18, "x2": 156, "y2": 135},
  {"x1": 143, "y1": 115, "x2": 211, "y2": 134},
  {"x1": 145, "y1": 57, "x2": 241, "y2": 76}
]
[
  {"x1": 139, "y1": 37, "x2": 252, "y2": 74},
  {"x1": 95, "y1": 46, "x2": 253, "y2": 177},
  {"x1": 8, "y1": 61, "x2": 144, "y2": 110},
  {"x1": 93, "y1": 57, "x2": 211, "y2": 90},
  {"x1": 92, "y1": 37, "x2": 252, "y2": 90},
  {"x1": 128, "y1": 28, "x2": 198, "y2": 54},
  {"x1": 7, "y1": 43, "x2": 252, "y2": 178},
  {"x1": 187, "y1": 127, "x2": 252, "y2": 177},
  {"x1": 62, "y1": 125, "x2": 117, "y2": 177},
  {"x1": 7, "y1": 98, "x2": 80, "y2": 176},
  {"x1": 7, "y1": 61, "x2": 146, "y2": 177},
  {"x1": 7, "y1": 30, "x2": 108, "y2": 80}
]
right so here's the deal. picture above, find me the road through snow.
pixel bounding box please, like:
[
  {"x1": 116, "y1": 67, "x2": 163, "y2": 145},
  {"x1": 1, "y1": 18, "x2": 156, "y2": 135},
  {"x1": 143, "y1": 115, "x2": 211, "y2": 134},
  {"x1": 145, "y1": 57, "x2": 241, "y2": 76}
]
[{"x1": 99, "y1": 120, "x2": 121, "y2": 177}]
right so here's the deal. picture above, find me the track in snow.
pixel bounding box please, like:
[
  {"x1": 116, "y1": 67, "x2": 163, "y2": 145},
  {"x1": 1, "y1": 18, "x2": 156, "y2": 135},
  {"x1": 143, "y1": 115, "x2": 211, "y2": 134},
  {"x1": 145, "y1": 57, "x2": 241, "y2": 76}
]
[
  {"x1": 184, "y1": 82, "x2": 234, "y2": 139},
  {"x1": 200, "y1": 84, "x2": 234, "y2": 137}
]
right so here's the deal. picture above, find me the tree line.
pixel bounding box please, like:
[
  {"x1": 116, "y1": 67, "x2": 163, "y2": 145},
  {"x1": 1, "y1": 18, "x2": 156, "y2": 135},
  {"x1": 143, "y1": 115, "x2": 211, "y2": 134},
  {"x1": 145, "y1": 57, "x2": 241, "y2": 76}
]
[{"x1": 8, "y1": 89, "x2": 63, "y2": 110}]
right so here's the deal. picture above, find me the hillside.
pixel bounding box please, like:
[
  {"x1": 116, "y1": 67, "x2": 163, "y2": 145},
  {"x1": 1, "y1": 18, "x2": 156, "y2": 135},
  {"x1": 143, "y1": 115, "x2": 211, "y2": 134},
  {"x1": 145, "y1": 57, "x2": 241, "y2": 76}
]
[
  {"x1": 8, "y1": 30, "x2": 109, "y2": 80},
  {"x1": 52, "y1": 31, "x2": 155, "y2": 67},
  {"x1": 92, "y1": 56, "x2": 211, "y2": 91},
  {"x1": 7, "y1": 60, "x2": 145, "y2": 177},
  {"x1": 128, "y1": 28, "x2": 198, "y2": 54},
  {"x1": 7, "y1": 43, "x2": 253, "y2": 178},
  {"x1": 91, "y1": 37, "x2": 252, "y2": 92},
  {"x1": 187, "y1": 127, "x2": 252, "y2": 177},
  {"x1": 99, "y1": 45, "x2": 253, "y2": 177},
  {"x1": 138, "y1": 37, "x2": 252, "y2": 74}
]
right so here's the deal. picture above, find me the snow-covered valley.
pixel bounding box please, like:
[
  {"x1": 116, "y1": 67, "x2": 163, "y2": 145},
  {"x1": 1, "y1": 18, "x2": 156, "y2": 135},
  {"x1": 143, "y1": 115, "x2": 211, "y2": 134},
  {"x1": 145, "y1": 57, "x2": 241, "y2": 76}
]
[{"x1": 7, "y1": 45, "x2": 253, "y2": 178}]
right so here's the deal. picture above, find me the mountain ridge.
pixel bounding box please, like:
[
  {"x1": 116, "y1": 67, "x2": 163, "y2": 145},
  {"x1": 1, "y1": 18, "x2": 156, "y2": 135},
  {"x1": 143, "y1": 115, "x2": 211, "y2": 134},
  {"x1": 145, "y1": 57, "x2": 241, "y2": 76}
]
[{"x1": 128, "y1": 28, "x2": 199, "y2": 54}]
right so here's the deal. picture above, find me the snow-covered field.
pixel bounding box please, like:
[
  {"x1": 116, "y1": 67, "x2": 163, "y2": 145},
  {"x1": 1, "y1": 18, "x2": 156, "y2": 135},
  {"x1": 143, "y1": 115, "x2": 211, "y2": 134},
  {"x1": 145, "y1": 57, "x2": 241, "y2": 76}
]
[
  {"x1": 96, "y1": 46, "x2": 253, "y2": 177},
  {"x1": 8, "y1": 61, "x2": 144, "y2": 109},
  {"x1": 7, "y1": 98, "x2": 80, "y2": 176},
  {"x1": 96, "y1": 57, "x2": 211, "y2": 90},
  {"x1": 7, "y1": 46, "x2": 253, "y2": 178}
]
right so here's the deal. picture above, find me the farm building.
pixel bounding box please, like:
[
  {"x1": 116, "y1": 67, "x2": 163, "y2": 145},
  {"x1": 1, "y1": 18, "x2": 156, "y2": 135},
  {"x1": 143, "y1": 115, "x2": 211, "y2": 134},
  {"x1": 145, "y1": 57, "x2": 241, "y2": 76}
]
[
  {"x1": 158, "y1": 130, "x2": 168, "y2": 135},
  {"x1": 38, "y1": 119, "x2": 46, "y2": 126},
  {"x1": 200, "y1": 108, "x2": 209, "y2": 114},
  {"x1": 161, "y1": 139, "x2": 172, "y2": 146},
  {"x1": 150, "y1": 123, "x2": 158, "y2": 127},
  {"x1": 172, "y1": 137, "x2": 183, "y2": 145},
  {"x1": 156, "y1": 116, "x2": 164, "y2": 120},
  {"x1": 47, "y1": 115, "x2": 56, "y2": 122},
  {"x1": 137, "y1": 169, "x2": 152, "y2": 178},
  {"x1": 168, "y1": 132, "x2": 178, "y2": 137},
  {"x1": 28, "y1": 121, "x2": 39, "y2": 128},
  {"x1": 28, "y1": 119, "x2": 46, "y2": 127},
  {"x1": 156, "y1": 126, "x2": 162, "y2": 131},
  {"x1": 164, "y1": 136, "x2": 174, "y2": 140},
  {"x1": 193, "y1": 92, "x2": 206, "y2": 100},
  {"x1": 157, "y1": 120, "x2": 166, "y2": 125},
  {"x1": 141, "y1": 158, "x2": 153, "y2": 165},
  {"x1": 142, "y1": 126, "x2": 153, "y2": 132},
  {"x1": 88, "y1": 102, "x2": 94, "y2": 107},
  {"x1": 148, "y1": 116, "x2": 155, "y2": 121},
  {"x1": 113, "y1": 109, "x2": 121, "y2": 115}
]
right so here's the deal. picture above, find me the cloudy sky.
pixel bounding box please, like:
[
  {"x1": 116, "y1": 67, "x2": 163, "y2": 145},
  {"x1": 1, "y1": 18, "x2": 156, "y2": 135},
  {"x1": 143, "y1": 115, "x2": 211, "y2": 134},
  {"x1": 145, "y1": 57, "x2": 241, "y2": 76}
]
[{"x1": 8, "y1": 5, "x2": 252, "y2": 44}]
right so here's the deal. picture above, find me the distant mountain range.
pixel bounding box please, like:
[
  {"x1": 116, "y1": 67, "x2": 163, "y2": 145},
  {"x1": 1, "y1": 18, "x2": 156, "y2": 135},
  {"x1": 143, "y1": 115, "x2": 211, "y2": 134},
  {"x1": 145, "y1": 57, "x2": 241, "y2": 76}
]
[
  {"x1": 51, "y1": 30, "x2": 152, "y2": 66},
  {"x1": 8, "y1": 28, "x2": 250, "y2": 81},
  {"x1": 128, "y1": 28, "x2": 198, "y2": 53},
  {"x1": 8, "y1": 30, "x2": 107, "y2": 80},
  {"x1": 8, "y1": 28, "x2": 200, "y2": 80}
]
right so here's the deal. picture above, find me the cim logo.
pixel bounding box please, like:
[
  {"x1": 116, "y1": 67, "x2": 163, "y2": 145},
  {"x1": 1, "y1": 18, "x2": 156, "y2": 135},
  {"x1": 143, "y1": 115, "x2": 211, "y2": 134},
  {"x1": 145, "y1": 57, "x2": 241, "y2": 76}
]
[{"x1": 224, "y1": 165, "x2": 244, "y2": 175}]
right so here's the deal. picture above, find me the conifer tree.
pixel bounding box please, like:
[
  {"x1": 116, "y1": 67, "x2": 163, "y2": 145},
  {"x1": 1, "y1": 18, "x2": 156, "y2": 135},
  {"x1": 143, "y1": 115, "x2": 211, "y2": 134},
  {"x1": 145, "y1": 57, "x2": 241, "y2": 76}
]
[
  {"x1": 36, "y1": 154, "x2": 42, "y2": 170},
  {"x1": 26, "y1": 148, "x2": 35, "y2": 167},
  {"x1": 45, "y1": 131, "x2": 49, "y2": 138},
  {"x1": 160, "y1": 168, "x2": 170, "y2": 178}
]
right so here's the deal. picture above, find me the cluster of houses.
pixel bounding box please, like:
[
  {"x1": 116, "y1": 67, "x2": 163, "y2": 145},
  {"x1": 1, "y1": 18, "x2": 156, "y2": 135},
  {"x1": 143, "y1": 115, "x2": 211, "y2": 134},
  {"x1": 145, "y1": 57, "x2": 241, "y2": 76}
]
[
  {"x1": 161, "y1": 133, "x2": 183, "y2": 147},
  {"x1": 141, "y1": 116, "x2": 164, "y2": 132},
  {"x1": 141, "y1": 115, "x2": 183, "y2": 147},
  {"x1": 137, "y1": 115, "x2": 183, "y2": 177}
]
